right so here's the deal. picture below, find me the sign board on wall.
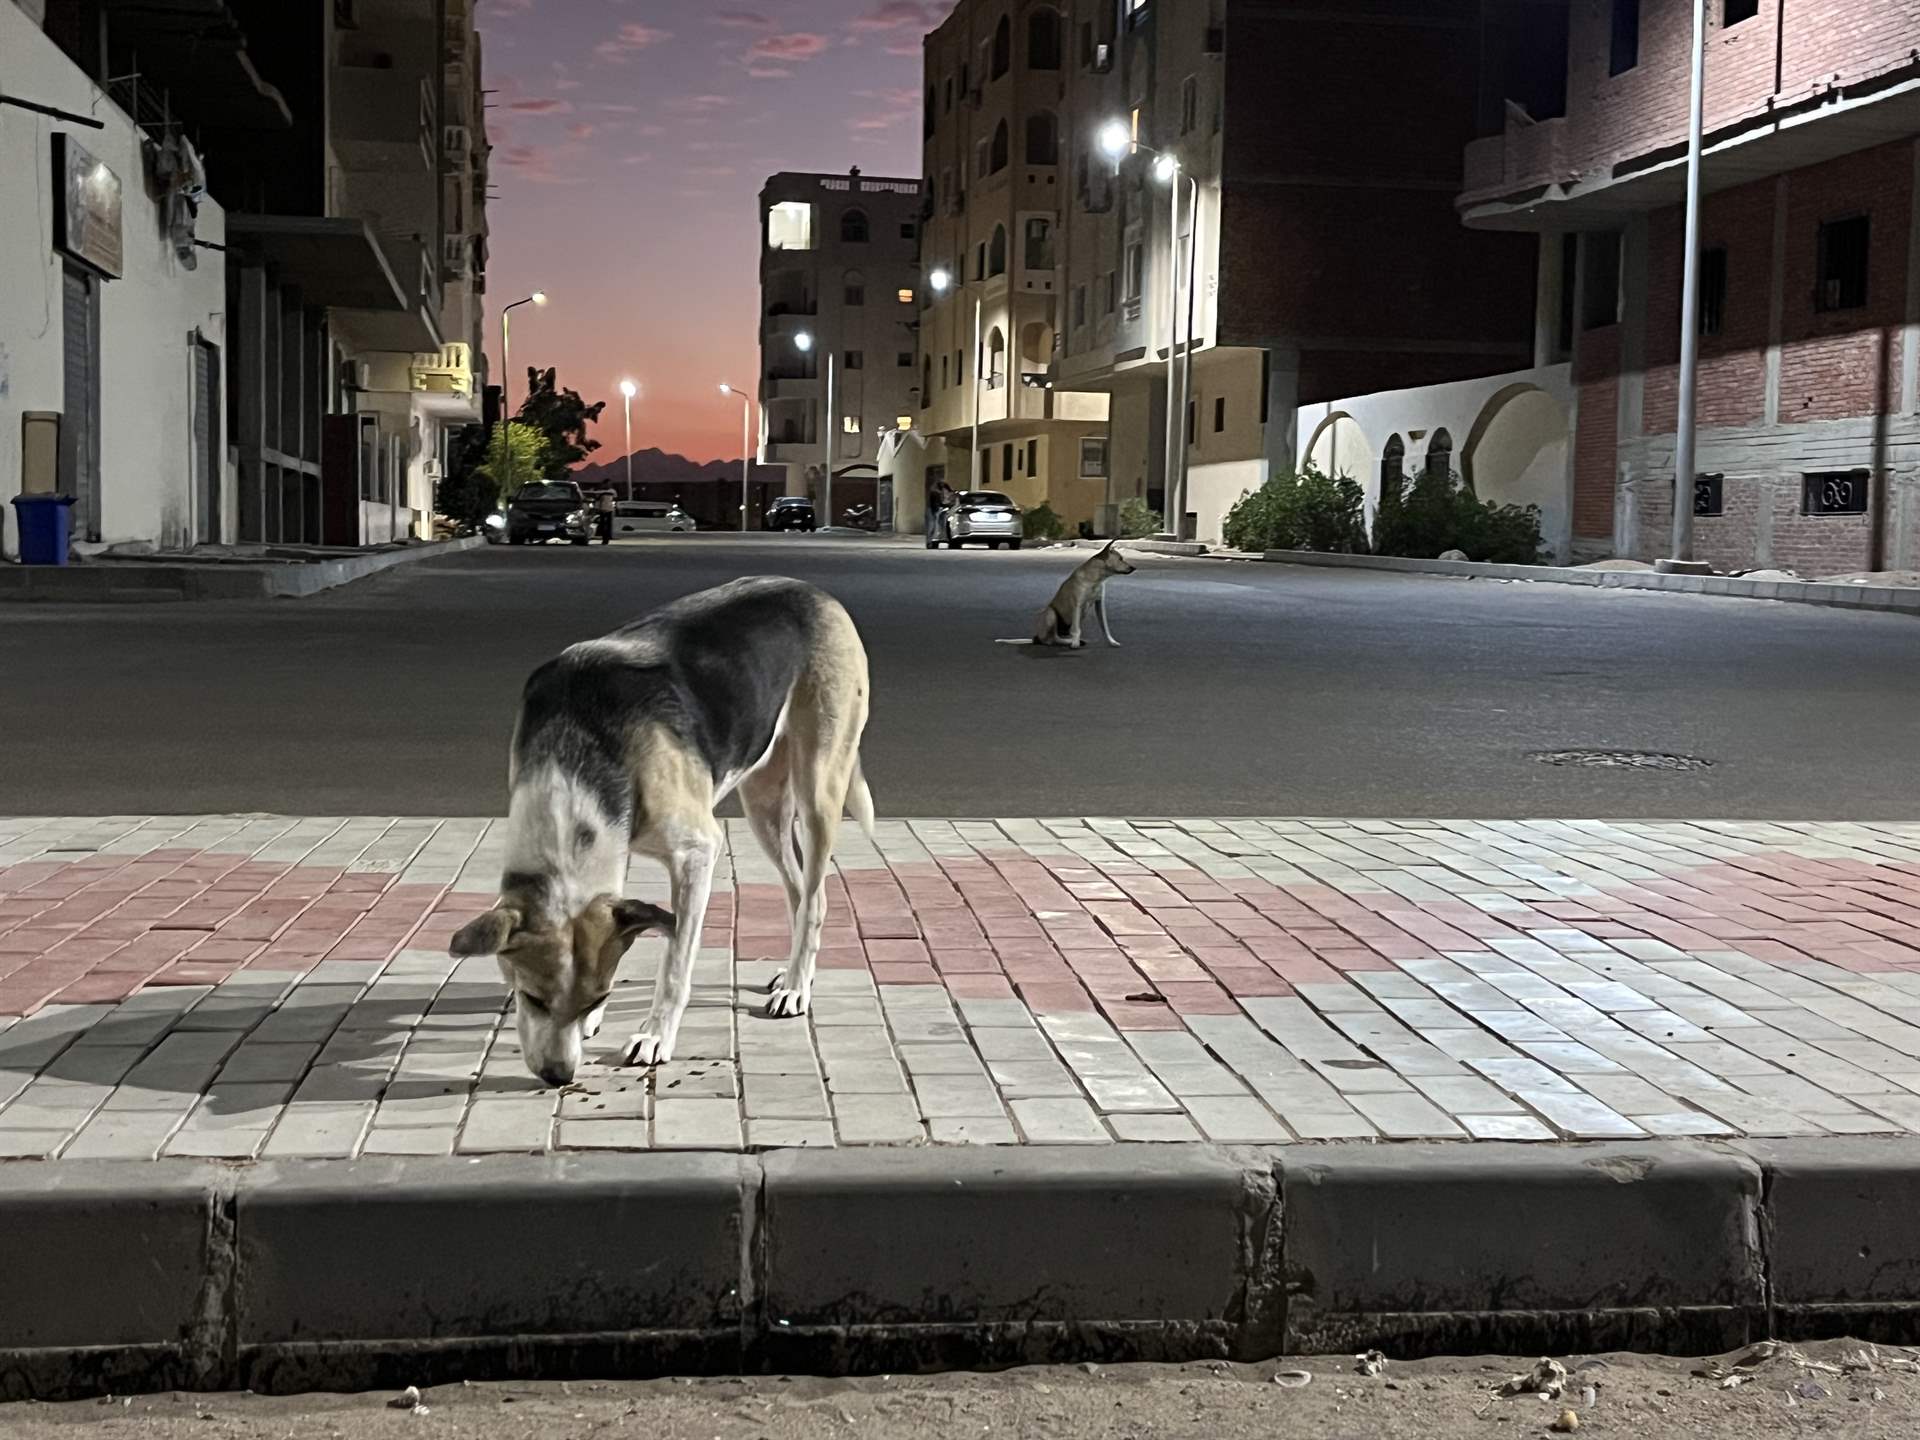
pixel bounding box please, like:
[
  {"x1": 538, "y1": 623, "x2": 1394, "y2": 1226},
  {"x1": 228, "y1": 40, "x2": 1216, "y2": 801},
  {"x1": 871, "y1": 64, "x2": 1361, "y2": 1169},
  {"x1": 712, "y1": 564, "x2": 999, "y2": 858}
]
[{"x1": 52, "y1": 133, "x2": 122, "y2": 279}]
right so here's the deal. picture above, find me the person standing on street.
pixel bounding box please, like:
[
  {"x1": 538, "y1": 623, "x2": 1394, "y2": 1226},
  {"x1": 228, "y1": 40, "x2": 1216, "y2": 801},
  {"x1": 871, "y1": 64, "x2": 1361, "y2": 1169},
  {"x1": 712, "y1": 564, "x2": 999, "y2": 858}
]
[
  {"x1": 926, "y1": 477, "x2": 953, "y2": 546},
  {"x1": 596, "y1": 489, "x2": 616, "y2": 545}
]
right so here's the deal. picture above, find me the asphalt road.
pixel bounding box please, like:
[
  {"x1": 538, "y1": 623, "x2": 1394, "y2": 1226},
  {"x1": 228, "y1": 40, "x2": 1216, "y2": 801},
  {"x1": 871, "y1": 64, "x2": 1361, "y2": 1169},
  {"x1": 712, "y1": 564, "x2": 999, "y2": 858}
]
[
  {"x1": 0, "y1": 1346, "x2": 1909, "y2": 1437},
  {"x1": 3, "y1": 535, "x2": 1917, "y2": 818}
]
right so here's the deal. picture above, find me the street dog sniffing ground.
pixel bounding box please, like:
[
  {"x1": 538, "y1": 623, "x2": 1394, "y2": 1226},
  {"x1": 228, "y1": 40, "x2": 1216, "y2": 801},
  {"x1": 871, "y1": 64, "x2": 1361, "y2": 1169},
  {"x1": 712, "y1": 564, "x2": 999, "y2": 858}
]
[
  {"x1": 449, "y1": 577, "x2": 875, "y2": 1085},
  {"x1": 997, "y1": 540, "x2": 1137, "y2": 648}
]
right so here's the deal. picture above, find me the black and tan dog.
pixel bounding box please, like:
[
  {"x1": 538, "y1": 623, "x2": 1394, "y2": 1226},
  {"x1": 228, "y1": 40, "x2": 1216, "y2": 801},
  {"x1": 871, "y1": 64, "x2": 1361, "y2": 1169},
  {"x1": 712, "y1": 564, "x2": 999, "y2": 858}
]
[{"x1": 450, "y1": 577, "x2": 874, "y2": 1085}]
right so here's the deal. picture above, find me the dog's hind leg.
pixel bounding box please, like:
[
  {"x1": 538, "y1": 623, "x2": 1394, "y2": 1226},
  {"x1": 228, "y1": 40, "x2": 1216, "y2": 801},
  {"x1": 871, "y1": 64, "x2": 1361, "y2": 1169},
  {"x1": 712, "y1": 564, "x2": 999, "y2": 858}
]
[{"x1": 739, "y1": 759, "x2": 805, "y2": 984}]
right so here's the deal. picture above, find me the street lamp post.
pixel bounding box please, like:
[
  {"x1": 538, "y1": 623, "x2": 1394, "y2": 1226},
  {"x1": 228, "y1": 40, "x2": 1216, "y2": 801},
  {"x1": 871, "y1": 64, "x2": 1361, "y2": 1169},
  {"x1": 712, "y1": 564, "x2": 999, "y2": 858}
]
[
  {"x1": 795, "y1": 331, "x2": 836, "y2": 526},
  {"x1": 1100, "y1": 123, "x2": 1196, "y2": 537},
  {"x1": 720, "y1": 383, "x2": 753, "y2": 532},
  {"x1": 499, "y1": 290, "x2": 547, "y2": 496},
  {"x1": 618, "y1": 379, "x2": 638, "y2": 501},
  {"x1": 928, "y1": 267, "x2": 982, "y2": 491},
  {"x1": 1664, "y1": 0, "x2": 1709, "y2": 570}
]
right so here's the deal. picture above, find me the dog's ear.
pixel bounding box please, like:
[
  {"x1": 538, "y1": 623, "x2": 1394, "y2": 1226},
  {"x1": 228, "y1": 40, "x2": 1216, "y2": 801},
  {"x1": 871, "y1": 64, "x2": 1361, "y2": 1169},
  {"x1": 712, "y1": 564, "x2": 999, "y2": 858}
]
[
  {"x1": 449, "y1": 906, "x2": 521, "y2": 957},
  {"x1": 610, "y1": 899, "x2": 675, "y2": 938}
]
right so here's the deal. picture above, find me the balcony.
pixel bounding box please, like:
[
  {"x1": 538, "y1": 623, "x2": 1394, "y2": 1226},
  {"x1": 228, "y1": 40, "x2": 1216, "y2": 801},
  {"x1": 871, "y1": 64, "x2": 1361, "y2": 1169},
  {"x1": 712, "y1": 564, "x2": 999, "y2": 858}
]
[
  {"x1": 765, "y1": 375, "x2": 821, "y2": 401},
  {"x1": 1460, "y1": 115, "x2": 1568, "y2": 205},
  {"x1": 763, "y1": 440, "x2": 820, "y2": 466}
]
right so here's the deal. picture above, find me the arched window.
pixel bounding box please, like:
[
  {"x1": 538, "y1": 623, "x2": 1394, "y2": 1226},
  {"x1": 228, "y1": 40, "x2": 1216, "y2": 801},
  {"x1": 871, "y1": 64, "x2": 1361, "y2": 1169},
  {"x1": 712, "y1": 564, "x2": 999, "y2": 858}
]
[
  {"x1": 1025, "y1": 111, "x2": 1058, "y2": 166},
  {"x1": 1425, "y1": 428, "x2": 1454, "y2": 482},
  {"x1": 1382, "y1": 435, "x2": 1406, "y2": 494},
  {"x1": 1027, "y1": 6, "x2": 1061, "y2": 69},
  {"x1": 990, "y1": 120, "x2": 1009, "y2": 173},
  {"x1": 986, "y1": 328, "x2": 1007, "y2": 389},
  {"x1": 989, "y1": 224, "x2": 1008, "y2": 277},
  {"x1": 840, "y1": 208, "x2": 869, "y2": 244},
  {"x1": 991, "y1": 14, "x2": 1011, "y2": 78},
  {"x1": 1023, "y1": 217, "x2": 1053, "y2": 270}
]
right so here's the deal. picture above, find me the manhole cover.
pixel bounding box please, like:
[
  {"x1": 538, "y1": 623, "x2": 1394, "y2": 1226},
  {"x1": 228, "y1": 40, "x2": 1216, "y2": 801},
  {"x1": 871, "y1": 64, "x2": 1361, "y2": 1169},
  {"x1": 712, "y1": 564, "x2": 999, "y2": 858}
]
[{"x1": 1530, "y1": 749, "x2": 1714, "y2": 772}]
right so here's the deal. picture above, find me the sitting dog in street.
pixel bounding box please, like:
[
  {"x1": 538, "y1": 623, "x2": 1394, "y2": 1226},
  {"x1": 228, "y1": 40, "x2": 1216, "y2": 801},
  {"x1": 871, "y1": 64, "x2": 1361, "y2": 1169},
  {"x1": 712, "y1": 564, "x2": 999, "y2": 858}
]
[
  {"x1": 999, "y1": 540, "x2": 1136, "y2": 648},
  {"x1": 448, "y1": 576, "x2": 875, "y2": 1086}
]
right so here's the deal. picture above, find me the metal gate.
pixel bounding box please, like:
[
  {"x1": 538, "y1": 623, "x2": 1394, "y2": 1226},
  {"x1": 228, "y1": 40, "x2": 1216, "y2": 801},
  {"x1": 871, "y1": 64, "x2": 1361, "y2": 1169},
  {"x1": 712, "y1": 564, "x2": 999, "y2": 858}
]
[
  {"x1": 60, "y1": 265, "x2": 101, "y2": 541},
  {"x1": 192, "y1": 340, "x2": 221, "y2": 544}
]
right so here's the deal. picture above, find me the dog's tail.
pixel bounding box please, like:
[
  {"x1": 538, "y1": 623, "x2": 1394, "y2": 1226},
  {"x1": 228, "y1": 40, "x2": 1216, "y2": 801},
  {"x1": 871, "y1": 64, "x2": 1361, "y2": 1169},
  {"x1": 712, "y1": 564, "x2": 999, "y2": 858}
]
[{"x1": 845, "y1": 753, "x2": 877, "y2": 842}]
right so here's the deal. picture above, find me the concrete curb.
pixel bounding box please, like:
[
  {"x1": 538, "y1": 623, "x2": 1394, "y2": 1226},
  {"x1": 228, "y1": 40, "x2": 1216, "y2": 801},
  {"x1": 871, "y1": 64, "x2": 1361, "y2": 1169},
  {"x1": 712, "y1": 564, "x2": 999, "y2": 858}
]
[
  {"x1": 1260, "y1": 548, "x2": 1920, "y2": 617},
  {"x1": 1057, "y1": 538, "x2": 1212, "y2": 557},
  {"x1": 5, "y1": 1138, "x2": 1920, "y2": 1396},
  {"x1": 0, "y1": 537, "x2": 484, "y2": 603}
]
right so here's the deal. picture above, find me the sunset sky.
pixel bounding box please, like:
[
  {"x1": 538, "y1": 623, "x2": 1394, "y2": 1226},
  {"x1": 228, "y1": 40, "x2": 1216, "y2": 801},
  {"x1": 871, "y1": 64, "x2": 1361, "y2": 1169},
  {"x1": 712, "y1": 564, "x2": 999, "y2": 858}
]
[{"x1": 478, "y1": 0, "x2": 934, "y2": 463}]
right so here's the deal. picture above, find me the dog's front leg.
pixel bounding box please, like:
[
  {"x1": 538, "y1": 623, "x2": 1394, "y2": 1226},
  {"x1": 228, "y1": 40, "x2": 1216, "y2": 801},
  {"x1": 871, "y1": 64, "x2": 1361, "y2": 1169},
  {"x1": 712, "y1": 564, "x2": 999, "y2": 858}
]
[
  {"x1": 1095, "y1": 585, "x2": 1119, "y2": 647},
  {"x1": 623, "y1": 825, "x2": 718, "y2": 1067}
]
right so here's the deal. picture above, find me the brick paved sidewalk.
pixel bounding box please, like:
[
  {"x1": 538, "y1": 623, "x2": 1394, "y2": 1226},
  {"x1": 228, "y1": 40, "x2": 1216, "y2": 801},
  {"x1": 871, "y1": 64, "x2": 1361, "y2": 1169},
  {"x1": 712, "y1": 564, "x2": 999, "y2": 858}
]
[{"x1": 5, "y1": 814, "x2": 1920, "y2": 1158}]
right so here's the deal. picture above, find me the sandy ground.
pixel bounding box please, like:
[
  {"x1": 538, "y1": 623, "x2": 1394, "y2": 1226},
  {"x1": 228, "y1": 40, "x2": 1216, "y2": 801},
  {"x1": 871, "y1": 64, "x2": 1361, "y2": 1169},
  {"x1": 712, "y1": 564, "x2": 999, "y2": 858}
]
[{"x1": 1, "y1": 1342, "x2": 1914, "y2": 1439}]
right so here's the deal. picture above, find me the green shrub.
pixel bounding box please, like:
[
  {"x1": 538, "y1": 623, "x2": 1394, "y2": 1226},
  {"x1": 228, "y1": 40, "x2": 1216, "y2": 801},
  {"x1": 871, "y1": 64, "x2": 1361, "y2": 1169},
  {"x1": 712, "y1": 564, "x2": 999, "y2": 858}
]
[
  {"x1": 1023, "y1": 502, "x2": 1067, "y2": 542},
  {"x1": 1117, "y1": 497, "x2": 1162, "y2": 538},
  {"x1": 1373, "y1": 466, "x2": 1543, "y2": 565},
  {"x1": 1222, "y1": 464, "x2": 1368, "y2": 554}
]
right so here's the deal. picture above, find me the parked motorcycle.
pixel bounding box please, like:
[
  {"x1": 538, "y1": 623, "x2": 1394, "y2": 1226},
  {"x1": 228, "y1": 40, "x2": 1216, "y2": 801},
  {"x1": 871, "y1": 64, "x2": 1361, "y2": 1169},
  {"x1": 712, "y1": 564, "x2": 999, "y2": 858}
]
[{"x1": 841, "y1": 503, "x2": 878, "y2": 531}]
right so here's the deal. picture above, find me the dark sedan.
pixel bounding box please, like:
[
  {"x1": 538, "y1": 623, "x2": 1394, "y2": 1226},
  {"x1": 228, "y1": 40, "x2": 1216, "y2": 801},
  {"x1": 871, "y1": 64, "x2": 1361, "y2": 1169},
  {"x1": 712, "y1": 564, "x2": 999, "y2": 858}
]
[
  {"x1": 506, "y1": 482, "x2": 592, "y2": 545},
  {"x1": 766, "y1": 497, "x2": 817, "y2": 532}
]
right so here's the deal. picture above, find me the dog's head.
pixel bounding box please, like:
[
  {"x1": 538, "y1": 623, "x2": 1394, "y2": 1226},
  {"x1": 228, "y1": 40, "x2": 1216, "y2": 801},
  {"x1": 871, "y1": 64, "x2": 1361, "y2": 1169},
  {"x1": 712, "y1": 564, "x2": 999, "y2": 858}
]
[
  {"x1": 449, "y1": 894, "x2": 674, "y2": 1086},
  {"x1": 1099, "y1": 539, "x2": 1137, "y2": 575}
]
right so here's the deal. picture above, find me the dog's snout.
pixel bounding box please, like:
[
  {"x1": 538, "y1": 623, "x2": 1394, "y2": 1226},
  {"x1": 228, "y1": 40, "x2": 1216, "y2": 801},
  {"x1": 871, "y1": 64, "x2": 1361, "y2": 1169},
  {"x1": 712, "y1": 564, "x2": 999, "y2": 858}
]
[{"x1": 535, "y1": 1061, "x2": 575, "y2": 1088}]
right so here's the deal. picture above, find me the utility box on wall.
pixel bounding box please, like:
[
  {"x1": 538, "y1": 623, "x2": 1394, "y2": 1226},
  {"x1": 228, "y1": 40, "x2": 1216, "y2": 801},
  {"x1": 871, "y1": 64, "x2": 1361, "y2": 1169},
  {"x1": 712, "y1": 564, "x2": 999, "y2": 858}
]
[{"x1": 19, "y1": 412, "x2": 61, "y2": 496}]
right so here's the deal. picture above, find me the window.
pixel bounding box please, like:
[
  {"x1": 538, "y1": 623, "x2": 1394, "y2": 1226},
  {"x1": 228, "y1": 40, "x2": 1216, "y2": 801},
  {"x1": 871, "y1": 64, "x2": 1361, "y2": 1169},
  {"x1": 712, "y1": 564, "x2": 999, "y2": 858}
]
[
  {"x1": 767, "y1": 201, "x2": 812, "y2": 251},
  {"x1": 1724, "y1": 0, "x2": 1758, "y2": 21},
  {"x1": 923, "y1": 356, "x2": 933, "y2": 406},
  {"x1": 1556, "y1": 233, "x2": 1578, "y2": 356},
  {"x1": 842, "y1": 415, "x2": 861, "y2": 435},
  {"x1": 1581, "y1": 231, "x2": 1621, "y2": 329},
  {"x1": 1079, "y1": 437, "x2": 1107, "y2": 478},
  {"x1": 1072, "y1": 284, "x2": 1088, "y2": 329},
  {"x1": 843, "y1": 351, "x2": 864, "y2": 370},
  {"x1": 1026, "y1": 112, "x2": 1059, "y2": 167},
  {"x1": 1002, "y1": 444, "x2": 1013, "y2": 481},
  {"x1": 1026, "y1": 438, "x2": 1039, "y2": 474},
  {"x1": 956, "y1": 348, "x2": 965, "y2": 383},
  {"x1": 1691, "y1": 473, "x2": 1724, "y2": 517},
  {"x1": 844, "y1": 283, "x2": 866, "y2": 306},
  {"x1": 1024, "y1": 217, "x2": 1053, "y2": 270},
  {"x1": 1816, "y1": 215, "x2": 1870, "y2": 311},
  {"x1": 1699, "y1": 246, "x2": 1727, "y2": 336},
  {"x1": 1124, "y1": 243, "x2": 1144, "y2": 301},
  {"x1": 989, "y1": 224, "x2": 1008, "y2": 276},
  {"x1": 987, "y1": 328, "x2": 1006, "y2": 388},
  {"x1": 975, "y1": 242, "x2": 986, "y2": 280},
  {"x1": 900, "y1": 221, "x2": 916, "y2": 240},
  {"x1": 1213, "y1": 397, "x2": 1225, "y2": 433},
  {"x1": 941, "y1": 355, "x2": 949, "y2": 387},
  {"x1": 924, "y1": 87, "x2": 936, "y2": 138},
  {"x1": 897, "y1": 415, "x2": 913, "y2": 430},
  {"x1": 990, "y1": 120, "x2": 1009, "y2": 173},
  {"x1": 898, "y1": 352, "x2": 915, "y2": 368},
  {"x1": 1803, "y1": 470, "x2": 1869, "y2": 516},
  {"x1": 1426, "y1": 429, "x2": 1454, "y2": 482},
  {"x1": 1181, "y1": 76, "x2": 1199, "y2": 135},
  {"x1": 1028, "y1": 8, "x2": 1062, "y2": 69},
  {"x1": 1101, "y1": 270, "x2": 1117, "y2": 313},
  {"x1": 991, "y1": 15, "x2": 1011, "y2": 78},
  {"x1": 1381, "y1": 435, "x2": 1406, "y2": 492},
  {"x1": 841, "y1": 208, "x2": 870, "y2": 244},
  {"x1": 1609, "y1": 0, "x2": 1639, "y2": 75}
]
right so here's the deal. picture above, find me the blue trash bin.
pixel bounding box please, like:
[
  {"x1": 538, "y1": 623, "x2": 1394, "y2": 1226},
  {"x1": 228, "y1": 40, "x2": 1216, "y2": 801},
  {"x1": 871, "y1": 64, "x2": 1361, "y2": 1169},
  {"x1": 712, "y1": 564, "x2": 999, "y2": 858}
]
[{"x1": 11, "y1": 494, "x2": 77, "y2": 566}]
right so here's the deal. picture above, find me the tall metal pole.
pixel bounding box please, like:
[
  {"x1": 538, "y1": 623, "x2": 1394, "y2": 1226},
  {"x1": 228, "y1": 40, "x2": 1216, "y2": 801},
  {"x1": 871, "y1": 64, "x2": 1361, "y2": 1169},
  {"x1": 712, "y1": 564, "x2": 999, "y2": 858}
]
[
  {"x1": 824, "y1": 351, "x2": 836, "y2": 526},
  {"x1": 1668, "y1": 0, "x2": 1708, "y2": 565},
  {"x1": 1176, "y1": 173, "x2": 1201, "y2": 542},
  {"x1": 970, "y1": 295, "x2": 982, "y2": 490},
  {"x1": 500, "y1": 309, "x2": 513, "y2": 497},
  {"x1": 1164, "y1": 165, "x2": 1181, "y2": 530},
  {"x1": 740, "y1": 398, "x2": 751, "y2": 532},
  {"x1": 622, "y1": 390, "x2": 633, "y2": 501}
]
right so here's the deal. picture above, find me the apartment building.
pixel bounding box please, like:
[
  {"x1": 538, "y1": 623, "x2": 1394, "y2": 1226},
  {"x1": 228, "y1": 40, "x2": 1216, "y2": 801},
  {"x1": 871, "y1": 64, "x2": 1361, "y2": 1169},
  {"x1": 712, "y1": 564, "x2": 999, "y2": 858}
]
[
  {"x1": 757, "y1": 169, "x2": 922, "y2": 527},
  {"x1": 4, "y1": 0, "x2": 490, "y2": 558},
  {"x1": 911, "y1": 0, "x2": 1109, "y2": 537},
  {"x1": 1459, "y1": 0, "x2": 1920, "y2": 572},
  {"x1": 1052, "y1": 0, "x2": 1544, "y2": 545}
]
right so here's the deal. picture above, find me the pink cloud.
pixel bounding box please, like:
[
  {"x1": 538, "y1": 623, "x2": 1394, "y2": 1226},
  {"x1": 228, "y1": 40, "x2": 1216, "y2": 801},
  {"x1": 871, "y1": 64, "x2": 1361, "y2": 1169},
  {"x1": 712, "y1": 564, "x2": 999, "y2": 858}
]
[
  {"x1": 749, "y1": 32, "x2": 830, "y2": 63},
  {"x1": 507, "y1": 97, "x2": 571, "y2": 114},
  {"x1": 849, "y1": 1, "x2": 943, "y2": 32},
  {"x1": 595, "y1": 22, "x2": 672, "y2": 61},
  {"x1": 712, "y1": 9, "x2": 773, "y2": 28},
  {"x1": 566, "y1": 122, "x2": 596, "y2": 139},
  {"x1": 747, "y1": 65, "x2": 793, "y2": 78}
]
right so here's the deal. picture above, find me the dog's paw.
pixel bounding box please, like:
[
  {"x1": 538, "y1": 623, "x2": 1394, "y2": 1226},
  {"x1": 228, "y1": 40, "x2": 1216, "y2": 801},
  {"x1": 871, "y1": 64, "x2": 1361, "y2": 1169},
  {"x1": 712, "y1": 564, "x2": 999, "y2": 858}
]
[
  {"x1": 622, "y1": 1030, "x2": 673, "y2": 1067},
  {"x1": 766, "y1": 982, "x2": 812, "y2": 1019}
]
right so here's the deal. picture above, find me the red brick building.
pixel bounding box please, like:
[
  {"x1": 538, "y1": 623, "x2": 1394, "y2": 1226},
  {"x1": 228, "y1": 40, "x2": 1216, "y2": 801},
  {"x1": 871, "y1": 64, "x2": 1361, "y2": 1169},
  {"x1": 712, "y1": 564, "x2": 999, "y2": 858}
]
[{"x1": 1462, "y1": 0, "x2": 1920, "y2": 572}]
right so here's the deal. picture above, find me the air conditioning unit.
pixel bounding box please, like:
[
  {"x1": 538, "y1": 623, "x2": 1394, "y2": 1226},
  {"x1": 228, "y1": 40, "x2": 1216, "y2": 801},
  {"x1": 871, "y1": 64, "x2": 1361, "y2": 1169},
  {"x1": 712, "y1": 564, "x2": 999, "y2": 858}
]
[{"x1": 1092, "y1": 42, "x2": 1113, "y2": 72}]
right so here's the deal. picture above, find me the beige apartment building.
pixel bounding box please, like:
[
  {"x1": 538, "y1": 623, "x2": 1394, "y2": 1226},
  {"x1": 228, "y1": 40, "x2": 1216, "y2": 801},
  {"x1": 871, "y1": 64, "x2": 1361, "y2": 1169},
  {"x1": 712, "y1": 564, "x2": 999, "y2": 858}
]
[
  {"x1": 906, "y1": 0, "x2": 1108, "y2": 537},
  {"x1": 757, "y1": 169, "x2": 923, "y2": 527}
]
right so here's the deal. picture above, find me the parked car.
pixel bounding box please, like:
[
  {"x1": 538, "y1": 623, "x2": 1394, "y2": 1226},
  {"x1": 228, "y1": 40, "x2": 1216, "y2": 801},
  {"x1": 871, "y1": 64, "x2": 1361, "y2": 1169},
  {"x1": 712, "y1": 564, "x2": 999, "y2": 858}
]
[
  {"x1": 613, "y1": 500, "x2": 697, "y2": 536},
  {"x1": 766, "y1": 496, "x2": 817, "y2": 532},
  {"x1": 942, "y1": 490, "x2": 1023, "y2": 549},
  {"x1": 506, "y1": 481, "x2": 592, "y2": 545}
]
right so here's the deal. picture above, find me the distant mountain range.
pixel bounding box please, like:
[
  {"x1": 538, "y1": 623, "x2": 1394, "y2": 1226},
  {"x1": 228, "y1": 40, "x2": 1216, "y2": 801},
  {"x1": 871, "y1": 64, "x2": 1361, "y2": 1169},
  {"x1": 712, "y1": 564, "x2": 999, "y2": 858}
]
[{"x1": 573, "y1": 447, "x2": 784, "y2": 490}]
